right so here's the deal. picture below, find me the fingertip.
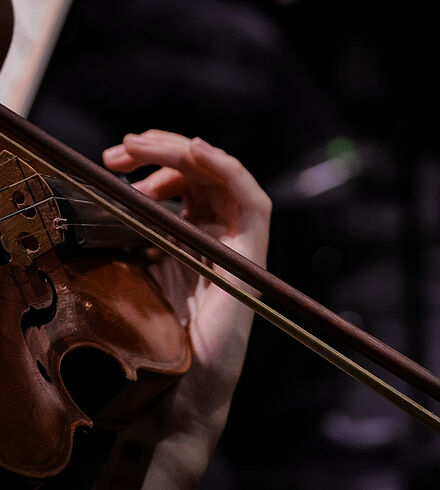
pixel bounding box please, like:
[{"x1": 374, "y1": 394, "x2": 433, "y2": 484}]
[
  {"x1": 102, "y1": 151, "x2": 138, "y2": 172},
  {"x1": 102, "y1": 144, "x2": 125, "y2": 163}
]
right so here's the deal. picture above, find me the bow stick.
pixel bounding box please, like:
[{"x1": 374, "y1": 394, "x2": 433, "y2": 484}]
[{"x1": 0, "y1": 102, "x2": 439, "y2": 432}]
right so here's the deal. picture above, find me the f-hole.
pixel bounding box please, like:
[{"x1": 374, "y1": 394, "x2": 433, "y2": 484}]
[{"x1": 21, "y1": 270, "x2": 58, "y2": 334}]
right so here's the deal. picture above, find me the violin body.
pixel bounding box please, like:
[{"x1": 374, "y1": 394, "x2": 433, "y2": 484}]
[{"x1": 0, "y1": 149, "x2": 192, "y2": 479}]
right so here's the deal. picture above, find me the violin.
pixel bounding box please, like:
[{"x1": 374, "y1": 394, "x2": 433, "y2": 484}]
[
  {"x1": 0, "y1": 142, "x2": 192, "y2": 480},
  {"x1": 0, "y1": 1, "x2": 440, "y2": 487},
  {"x1": 0, "y1": 4, "x2": 192, "y2": 484}
]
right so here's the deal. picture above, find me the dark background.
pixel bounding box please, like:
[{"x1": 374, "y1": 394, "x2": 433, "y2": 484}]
[{"x1": 28, "y1": 0, "x2": 440, "y2": 488}]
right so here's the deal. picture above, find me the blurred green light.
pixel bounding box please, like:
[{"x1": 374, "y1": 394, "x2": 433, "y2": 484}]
[{"x1": 326, "y1": 137, "x2": 355, "y2": 159}]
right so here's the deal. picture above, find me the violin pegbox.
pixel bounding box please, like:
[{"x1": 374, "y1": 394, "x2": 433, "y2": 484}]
[{"x1": 0, "y1": 150, "x2": 64, "y2": 268}]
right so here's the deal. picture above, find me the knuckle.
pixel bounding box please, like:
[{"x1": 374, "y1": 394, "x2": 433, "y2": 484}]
[
  {"x1": 122, "y1": 133, "x2": 136, "y2": 145},
  {"x1": 178, "y1": 147, "x2": 193, "y2": 168},
  {"x1": 256, "y1": 192, "x2": 272, "y2": 216},
  {"x1": 227, "y1": 156, "x2": 245, "y2": 174},
  {"x1": 144, "y1": 128, "x2": 160, "y2": 137}
]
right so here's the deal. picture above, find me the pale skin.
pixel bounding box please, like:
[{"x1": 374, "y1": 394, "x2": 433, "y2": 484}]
[{"x1": 103, "y1": 131, "x2": 271, "y2": 489}]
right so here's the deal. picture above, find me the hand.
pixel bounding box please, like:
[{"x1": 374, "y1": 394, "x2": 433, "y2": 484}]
[{"x1": 103, "y1": 130, "x2": 271, "y2": 489}]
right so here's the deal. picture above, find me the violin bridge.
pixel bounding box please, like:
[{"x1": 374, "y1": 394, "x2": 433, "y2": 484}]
[{"x1": 0, "y1": 150, "x2": 64, "y2": 268}]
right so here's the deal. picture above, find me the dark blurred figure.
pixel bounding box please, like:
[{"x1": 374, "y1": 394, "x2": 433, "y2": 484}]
[
  {"x1": 30, "y1": 0, "x2": 298, "y2": 180},
  {"x1": 29, "y1": 0, "x2": 440, "y2": 489}
]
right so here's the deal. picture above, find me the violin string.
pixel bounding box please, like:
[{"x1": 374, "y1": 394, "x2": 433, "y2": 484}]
[
  {"x1": 53, "y1": 220, "x2": 130, "y2": 231},
  {"x1": 0, "y1": 195, "x2": 99, "y2": 223},
  {"x1": 0, "y1": 154, "x2": 17, "y2": 168},
  {"x1": 58, "y1": 222, "x2": 126, "y2": 228},
  {"x1": 0, "y1": 177, "x2": 96, "y2": 210},
  {"x1": 7, "y1": 223, "x2": 122, "y2": 248},
  {"x1": 0, "y1": 152, "x2": 73, "y2": 182},
  {"x1": 0, "y1": 173, "x2": 41, "y2": 194},
  {"x1": 54, "y1": 196, "x2": 97, "y2": 205},
  {"x1": 0, "y1": 197, "x2": 53, "y2": 222},
  {"x1": 2, "y1": 130, "x2": 440, "y2": 432}
]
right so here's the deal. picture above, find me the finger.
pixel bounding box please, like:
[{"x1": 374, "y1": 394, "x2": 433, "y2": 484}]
[
  {"x1": 124, "y1": 134, "x2": 190, "y2": 169},
  {"x1": 132, "y1": 168, "x2": 206, "y2": 223},
  {"x1": 104, "y1": 135, "x2": 187, "y2": 173},
  {"x1": 102, "y1": 144, "x2": 139, "y2": 172},
  {"x1": 106, "y1": 133, "x2": 222, "y2": 187},
  {"x1": 139, "y1": 129, "x2": 190, "y2": 145},
  {"x1": 124, "y1": 135, "x2": 220, "y2": 186},
  {"x1": 132, "y1": 167, "x2": 187, "y2": 201},
  {"x1": 102, "y1": 129, "x2": 189, "y2": 172},
  {"x1": 190, "y1": 138, "x2": 272, "y2": 216},
  {"x1": 106, "y1": 132, "x2": 271, "y2": 224},
  {"x1": 126, "y1": 134, "x2": 271, "y2": 225}
]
